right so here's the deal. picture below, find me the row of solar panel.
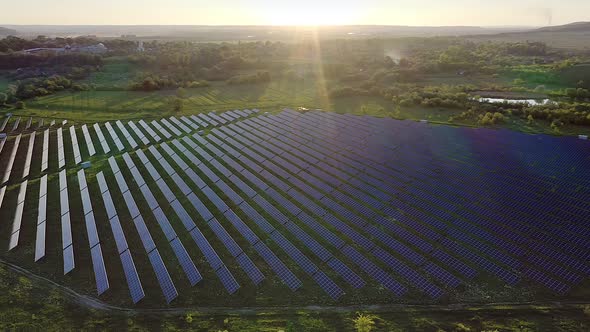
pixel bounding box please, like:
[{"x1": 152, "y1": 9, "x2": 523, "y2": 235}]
[{"x1": 272, "y1": 110, "x2": 588, "y2": 292}]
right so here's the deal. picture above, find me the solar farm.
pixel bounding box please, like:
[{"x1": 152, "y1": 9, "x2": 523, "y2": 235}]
[{"x1": 0, "y1": 108, "x2": 589, "y2": 307}]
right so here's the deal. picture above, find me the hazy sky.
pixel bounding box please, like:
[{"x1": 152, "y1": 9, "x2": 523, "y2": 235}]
[{"x1": 1, "y1": 0, "x2": 588, "y2": 26}]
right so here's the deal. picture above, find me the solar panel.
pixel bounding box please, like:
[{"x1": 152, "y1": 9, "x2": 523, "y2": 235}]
[
  {"x1": 152, "y1": 207, "x2": 178, "y2": 241},
  {"x1": 120, "y1": 249, "x2": 145, "y2": 303},
  {"x1": 161, "y1": 118, "x2": 182, "y2": 136},
  {"x1": 34, "y1": 221, "x2": 46, "y2": 262},
  {"x1": 216, "y1": 264, "x2": 240, "y2": 294},
  {"x1": 170, "y1": 237, "x2": 202, "y2": 286},
  {"x1": 90, "y1": 244, "x2": 109, "y2": 295},
  {"x1": 190, "y1": 227, "x2": 224, "y2": 270},
  {"x1": 187, "y1": 193, "x2": 215, "y2": 222},
  {"x1": 22, "y1": 132, "x2": 35, "y2": 178},
  {"x1": 238, "y1": 201, "x2": 276, "y2": 234},
  {"x1": 61, "y1": 213, "x2": 73, "y2": 249},
  {"x1": 148, "y1": 249, "x2": 178, "y2": 303},
  {"x1": 270, "y1": 231, "x2": 319, "y2": 275},
  {"x1": 228, "y1": 174, "x2": 257, "y2": 198},
  {"x1": 215, "y1": 180, "x2": 243, "y2": 205},
  {"x1": 283, "y1": 221, "x2": 331, "y2": 262},
  {"x1": 108, "y1": 216, "x2": 128, "y2": 254},
  {"x1": 133, "y1": 215, "x2": 157, "y2": 253},
  {"x1": 223, "y1": 210, "x2": 260, "y2": 245},
  {"x1": 169, "y1": 200, "x2": 197, "y2": 231},
  {"x1": 235, "y1": 253, "x2": 265, "y2": 285},
  {"x1": 93, "y1": 123, "x2": 111, "y2": 154},
  {"x1": 3, "y1": 134, "x2": 22, "y2": 183},
  {"x1": 342, "y1": 245, "x2": 406, "y2": 296},
  {"x1": 208, "y1": 218, "x2": 242, "y2": 257},
  {"x1": 170, "y1": 116, "x2": 191, "y2": 133},
  {"x1": 63, "y1": 244, "x2": 75, "y2": 274},
  {"x1": 81, "y1": 125, "x2": 96, "y2": 156},
  {"x1": 139, "y1": 120, "x2": 161, "y2": 142},
  {"x1": 326, "y1": 257, "x2": 366, "y2": 289},
  {"x1": 253, "y1": 241, "x2": 302, "y2": 291},
  {"x1": 151, "y1": 120, "x2": 172, "y2": 139},
  {"x1": 84, "y1": 213, "x2": 100, "y2": 248},
  {"x1": 313, "y1": 270, "x2": 344, "y2": 300},
  {"x1": 203, "y1": 186, "x2": 229, "y2": 212}
]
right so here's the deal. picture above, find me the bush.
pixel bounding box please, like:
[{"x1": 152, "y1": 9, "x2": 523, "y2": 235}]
[{"x1": 14, "y1": 101, "x2": 25, "y2": 109}]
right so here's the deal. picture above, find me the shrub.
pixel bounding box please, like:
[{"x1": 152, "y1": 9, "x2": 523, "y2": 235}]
[{"x1": 14, "y1": 100, "x2": 25, "y2": 109}]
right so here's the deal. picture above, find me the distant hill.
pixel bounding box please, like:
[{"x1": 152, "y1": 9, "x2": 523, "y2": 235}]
[
  {"x1": 0, "y1": 27, "x2": 17, "y2": 36},
  {"x1": 535, "y1": 22, "x2": 590, "y2": 33}
]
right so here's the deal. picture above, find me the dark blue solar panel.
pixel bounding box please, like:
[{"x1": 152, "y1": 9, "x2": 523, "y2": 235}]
[
  {"x1": 326, "y1": 257, "x2": 365, "y2": 289},
  {"x1": 216, "y1": 180, "x2": 244, "y2": 205},
  {"x1": 323, "y1": 214, "x2": 375, "y2": 250},
  {"x1": 222, "y1": 155, "x2": 245, "y2": 173},
  {"x1": 170, "y1": 237, "x2": 202, "y2": 286},
  {"x1": 289, "y1": 176, "x2": 324, "y2": 200},
  {"x1": 523, "y1": 267, "x2": 569, "y2": 295},
  {"x1": 239, "y1": 155, "x2": 264, "y2": 173},
  {"x1": 253, "y1": 241, "x2": 302, "y2": 291},
  {"x1": 271, "y1": 231, "x2": 319, "y2": 275},
  {"x1": 187, "y1": 193, "x2": 215, "y2": 222},
  {"x1": 90, "y1": 244, "x2": 109, "y2": 295},
  {"x1": 313, "y1": 270, "x2": 344, "y2": 300},
  {"x1": 216, "y1": 265, "x2": 240, "y2": 294},
  {"x1": 148, "y1": 249, "x2": 178, "y2": 303},
  {"x1": 365, "y1": 225, "x2": 425, "y2": 265},
  {"x1": 152, "y1": 207, "x2": 177, "y2": 241},
  {"x1": 283, "y1": 221, "x2": 331, "y2": 262},
  {"x1": 259, "y1": 169, "x2": 291, "y2": 192},
  {"x1": 228, "y1": 174, "x2": 257, "y2": 198},
  {"x1": 442, "y1": 238, "x2": 519, "y2": 285},
  {"x1": 223, "y1": 210, "x2": 261, "y2": 245},
  {"x1": 133, "y1": 216, "x2": 157, "y2": 253},
  {"x1": 373, "y1": 248, "x2": 443, "y2": 299},
  {"x1": 342, "y1": 245, "x2": 406, "y2": 296},
  {"x1": 241, "y1": 169, "x2": 269, "y2": 191},
  {"x1": 265, "y1": 187, "x2": 301, "y2": 215},
  {"x1": 236, "y1": 253, "x2": 264, "y2": 285},
  {"x1": 203, "y1": 186, "x2": 229, "y2": 212},
  {"x1": 422, "y1": 261, "x2": 462, "y2": 289},
  {"x1": 208, "y1": 218, "x2": 242, "y2": 257},
  {"x1": 238, "y1": 201, "x2": 276, "y2": 234},
  {"x1": 120, "y1": 249, "x2": 145, "y2": 304},
  {"x1": 198, "y1": 163, "x2": 220, "y2": 183},
  {"x1": 169, "y1": 200, "x2": 197, "y2": 231},
  {"x1": 109, "y1": 216, "x2": 128, "y2": 254},
  {"x1": 253, "y1": 195, "x2": 289, "y2": 226},
  {"x1": 297, "y1": 211, "x2": 345, "y2": 249},
  {"x1": 287, "y1": 188, "x2": 327, "y2": 217},
  {"x1": 190, "y1": 227, "x2": 224, "y2": 271}
]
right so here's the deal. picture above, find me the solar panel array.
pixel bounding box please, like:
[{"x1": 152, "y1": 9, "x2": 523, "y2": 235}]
[
  {"x1": 22, "y1": 132, "x2": 35, "y2": 179},
  {"x1": 0, "y1": 114, "x2": 10, "y2": 132},
  {"x1": 81, "y1": 124, "x2": 96, "y2": 156},
  {"x1": 108, "y1": 156, "x2": 178, "y2": 303},
  {"x1": 8, "y1": 180, "x2": 28, "y2": 250},
  {"x1": 105, "y1": 122, "x2": 124, "y2": 151},
  {"x1": 93, "y1": 123, "x2": 110, "y2": 154},
  {"x1": 0, "y1": 107, "x2": 587, "y2": 305},
  {"x1": 59, "y1": 169, "x2": 75, "y2": 274},
  {"x1": 69, "y1": 126, "x2": 82, "y2": 164},
  {"x1": 57, "y1": 127, "x2": 65, "y2": 168},
  {"x1": 41, "y1": 129, "x2": 49, "y2": 172},
  {"x1": 96, "y1": 171, "x2": 145, "y2": 303},
  {"x1": 77, "y1": 169, "x2": 109, "y2": 294},
  {"x1": 116, "y1": 120, "x2": 138, "y2": 149},
  {"x1": 35, "y1": 175, "x2": 48, "y2": 261},
  {"x1": 2, "y1": 134, "x2": 22, "y2": 184}
]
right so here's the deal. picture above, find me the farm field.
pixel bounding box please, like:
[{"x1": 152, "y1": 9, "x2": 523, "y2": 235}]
[{"x1": 0, "y1": 108, "x2": 589, "y2": 313}]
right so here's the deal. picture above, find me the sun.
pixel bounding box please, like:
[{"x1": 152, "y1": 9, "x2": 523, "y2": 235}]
[{"x1": 262, "y1": 4, "x2": 361, "y2": 26}]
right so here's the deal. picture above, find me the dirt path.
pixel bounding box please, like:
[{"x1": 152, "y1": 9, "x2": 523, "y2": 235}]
[{"x1": 2, "y1": 258, "x2": 587, "y2": 316}]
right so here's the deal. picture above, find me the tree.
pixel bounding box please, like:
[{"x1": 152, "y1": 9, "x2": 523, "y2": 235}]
[
  {"x1": 14, "y1": 101, "x2": 25, "y2": 109},
  {"x1": 171, "y1": 97, "x2": 184, "y2": 113},
  {"x1": 353, "y1": 313, "x2": 376, "y2": 332}
]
